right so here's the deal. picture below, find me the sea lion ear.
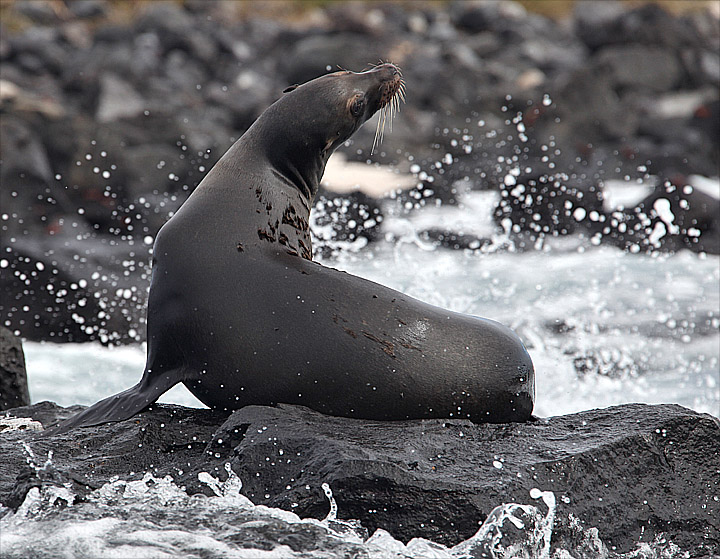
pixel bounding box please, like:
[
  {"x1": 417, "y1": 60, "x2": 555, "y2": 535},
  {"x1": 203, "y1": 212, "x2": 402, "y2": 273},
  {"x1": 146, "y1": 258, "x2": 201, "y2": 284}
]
[
  {"x1": 322, "y1": 137, "x2": 335, "y2": 154},
  {"x1": 322, "y1": 132, "x2": 341, "y2": 155},
  {"x1": 283, "y1": 84, "x2": 299, "y2": 93}
]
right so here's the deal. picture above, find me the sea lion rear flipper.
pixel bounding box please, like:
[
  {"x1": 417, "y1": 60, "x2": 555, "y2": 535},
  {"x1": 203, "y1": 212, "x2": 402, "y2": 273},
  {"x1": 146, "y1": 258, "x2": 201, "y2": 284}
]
[{"x1": 42, "y1": 369, "x2": 182, "y2": 436}]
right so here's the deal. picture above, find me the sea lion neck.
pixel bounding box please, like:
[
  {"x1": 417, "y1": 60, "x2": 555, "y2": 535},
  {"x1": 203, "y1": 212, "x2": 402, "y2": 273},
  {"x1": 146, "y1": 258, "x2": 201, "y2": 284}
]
[{"x1": 243, "y1": 119, "x2": 326, "y2": 204}]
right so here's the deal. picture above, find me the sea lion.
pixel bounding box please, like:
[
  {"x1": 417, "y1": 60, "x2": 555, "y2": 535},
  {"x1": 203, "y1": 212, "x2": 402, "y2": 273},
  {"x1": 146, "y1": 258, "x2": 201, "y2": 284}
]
[{"x1": 49, "y1": 64, "x2": 534, "y2": 434}]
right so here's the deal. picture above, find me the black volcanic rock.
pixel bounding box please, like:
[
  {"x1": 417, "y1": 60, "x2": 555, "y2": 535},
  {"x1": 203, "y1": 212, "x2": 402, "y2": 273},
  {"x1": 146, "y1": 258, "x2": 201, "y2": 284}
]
[
  {"x1": 1, "y1": 401, "x2": 717, "y2": 557},
  {"x1": 597, "y1": 180, "x2": 720, "y2": 255},
  {"x1": 1, "y1": 233, "x2": 149, "y2": 344},
  {"x1": 311, "y1": 189, "x2": 385, "y2": 254},
  {"x1": 0, "y1": 327, "x2": 30, "y2": 411},
  {"x1": 493, "y1": 168, "x2": 605, "y2": 240}
]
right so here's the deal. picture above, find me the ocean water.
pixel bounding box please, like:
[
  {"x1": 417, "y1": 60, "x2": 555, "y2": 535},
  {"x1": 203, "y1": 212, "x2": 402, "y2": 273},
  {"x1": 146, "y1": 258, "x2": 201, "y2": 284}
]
[{"x1": 5, "y1": 184, "x2": 720, "y2": 558}]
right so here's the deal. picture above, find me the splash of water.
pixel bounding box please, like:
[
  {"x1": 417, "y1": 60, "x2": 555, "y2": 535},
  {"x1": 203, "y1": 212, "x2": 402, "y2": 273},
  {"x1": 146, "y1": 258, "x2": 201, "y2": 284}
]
[
  {"x1": 198, "y1": 462, "x2": 251, "y2": 506},
  {"x1": 0, "y1": 464, "x2": 691, "y2": 559}
]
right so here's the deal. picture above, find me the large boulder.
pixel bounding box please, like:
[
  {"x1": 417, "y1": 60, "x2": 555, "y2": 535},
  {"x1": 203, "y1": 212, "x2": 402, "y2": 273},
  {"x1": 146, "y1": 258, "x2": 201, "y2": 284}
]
[{"x1": 1, "y1": 401, "x2": 717, "y2": 556}]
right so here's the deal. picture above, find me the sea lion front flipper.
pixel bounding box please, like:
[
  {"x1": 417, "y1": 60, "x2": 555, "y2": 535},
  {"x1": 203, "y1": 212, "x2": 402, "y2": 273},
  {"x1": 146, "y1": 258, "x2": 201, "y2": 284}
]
[{"x1": 42, "y1": 368, "x2": 184, "y2": 436}]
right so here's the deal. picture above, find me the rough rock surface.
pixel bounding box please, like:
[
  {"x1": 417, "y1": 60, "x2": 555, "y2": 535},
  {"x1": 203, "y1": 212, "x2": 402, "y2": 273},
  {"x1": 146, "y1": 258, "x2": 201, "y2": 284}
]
[
  {"x1": 0, "y1": 327, "x2": 30, "y2": 411},
  {"x1": 1, "y1": 401, "x2": 717, "y2": 557}
]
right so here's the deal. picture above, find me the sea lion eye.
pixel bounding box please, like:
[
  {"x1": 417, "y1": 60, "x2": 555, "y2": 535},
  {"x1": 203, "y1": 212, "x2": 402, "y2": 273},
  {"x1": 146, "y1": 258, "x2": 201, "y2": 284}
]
[{"x1": 351, "y1": 96, "x2": 365, "y2": 117}]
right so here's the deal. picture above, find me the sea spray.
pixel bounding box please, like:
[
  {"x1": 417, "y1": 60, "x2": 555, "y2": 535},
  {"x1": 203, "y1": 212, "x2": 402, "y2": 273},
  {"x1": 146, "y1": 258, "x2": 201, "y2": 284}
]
[{"x1": 1, "y1": 457, "x2": 691, "y2": 558}]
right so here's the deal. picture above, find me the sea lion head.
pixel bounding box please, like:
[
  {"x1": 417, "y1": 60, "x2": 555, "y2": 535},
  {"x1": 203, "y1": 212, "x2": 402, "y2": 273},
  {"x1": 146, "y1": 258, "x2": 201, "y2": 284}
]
[
  {"x1": 247, "y1": 63, "x2": 404, "y2": 201},
  {"x1": 283, "y1": 63, "x2": 403, "y2": 153},
  {"x1": 311, "y1": 63, "x2": 405, "y2": 154}
]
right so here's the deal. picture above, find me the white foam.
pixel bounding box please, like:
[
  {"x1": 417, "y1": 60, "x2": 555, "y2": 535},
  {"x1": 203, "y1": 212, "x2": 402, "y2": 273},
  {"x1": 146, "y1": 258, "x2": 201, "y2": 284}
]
[{"x1": 602, "y1": 180, "x2": 654, "y2": 211}]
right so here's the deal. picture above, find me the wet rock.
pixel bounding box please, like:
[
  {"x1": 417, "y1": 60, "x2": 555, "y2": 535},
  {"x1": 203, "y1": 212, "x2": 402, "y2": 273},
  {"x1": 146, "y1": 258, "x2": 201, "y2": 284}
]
[
  {"x1": 8, "y1": 26, "x2": 67, "y2": 75},
  {"x1": 0, "y1": 114, "x2": 54, "y2": 186},
  {"x1": 92, "y1": 22, "x2": 135, "y2": 44},
  {"x1": 449, "y1": 0, "x2": 529, "y2": 36},
  {"x1": 419, "y1": 229, "x2": 492, "y2": 251},
  {"x1": 494, "y1": 168, "x2": 720, "y2": 255},
  {"x1": 595, "y1": 45, "x2": 682, "y2": 92},
  {"x1": 0, "y1": 73, "x2": 66, "y2": 118},
  {"x1": 172, "y1": 106, "x2": 234, "y2": 156},
  {"x1": 519, "y1": 37, "x2": 587, "y2": 75},
  {"x1": 0, "y1": 233, "x2": 149, "y2": 344},
  {"x1": 0, "y1": 402, "x2": 228, "y2": 510},
  {"x1": 60, "y1": 21, "x2": 93, "y2": 50},
  {"x1": 573, "y1": 0, "x2": 627, "y2": 51},
  {"x1": 553, "y1": 66, "x2": 638, "y2": 141},
  {"x1": 493, "y1": 168, "x2": 605, "y2": 240},
  {"x1": 691, "y1": 98, "x2": 720, "y2": 146},
  {"x1": 574, "y1": 2, "x2": 700, "y2": 51},
  {"x1": 279, "y1": 34, "x2": 387, "y2": 86},
  {"x1": 96, "y1": 72, "x2": 146, "y2": 123},
  {"x1": 163, "y1": 48, "x2": 210, "y2": 95},
  {"x1": 697, "y1": 48, "x2": 720, "y2": 85},
  {"x1": 0, "y1": 327, "x2": 30, "y2": 411},
  {"x1": 121, "y1": 143, "x2": 191, "y2": 200},
  {"x1": 634, "y1": 114, "x2": 717, "y2": 179},
  {"x1": 0, "y1": 24, "x2": 10, "y2": 60},
  {"x1": 450, "y1": 0, "x2": 497, "y2": 34},
  {"x1": 205, "y1": 67, "x2": 274, "y2": 129},
  {"x1": 1, "y1": 402, "x2": 718, "y2": 557},
  {"x1": 11, "y1": 0, "x2": 61, "y2": 25},
  {"x1": 0, "y1": 114, "x2": 73, "y2": 241},
  {"x1": 135, "y1": 2, "x2": 194, "y2": 52},
  {"x1": 601, "y1": 179, "x2": 720, "y2": 255},
  {"x1": 66, "y1": 0, "x2": 109, "y2": 20},
  {"x1": 311, "y1": 189, "x2": 384, "y2": 256},
  {"x1": 322, "y1": 2, "x2": 399, "y2": 36}
]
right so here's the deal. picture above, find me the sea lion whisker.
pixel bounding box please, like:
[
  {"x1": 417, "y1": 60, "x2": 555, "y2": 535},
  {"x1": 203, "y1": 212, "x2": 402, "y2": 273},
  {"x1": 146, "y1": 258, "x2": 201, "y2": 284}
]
[
  {"x1": 370, "y1": 80, "x2": 405, "y2": 154},
  {"x1": 380, "y1": 109, "x2": 387, "y2": 142},
  {"x1": 398, "y1": 82, "x2": 406, "y2": 101},
  {"x1": 378, "y1": 109, "x2": 386, "y2": 146},
  {"x1": 373, "y1": 123, "x2": 382, "y2": 154},
  {"x1": 372, "y1": 113, "x2": 382, "y2": 154}
]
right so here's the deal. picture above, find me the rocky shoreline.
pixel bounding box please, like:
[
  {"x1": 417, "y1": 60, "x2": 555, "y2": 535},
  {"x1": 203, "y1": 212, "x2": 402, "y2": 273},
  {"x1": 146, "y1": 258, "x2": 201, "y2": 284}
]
[
  {"x1": 1, "y1": 0, "x2": 719, "y2": 344},
  {"x1": 1, "y1": 399, "x2": 718, "y2": 557}
]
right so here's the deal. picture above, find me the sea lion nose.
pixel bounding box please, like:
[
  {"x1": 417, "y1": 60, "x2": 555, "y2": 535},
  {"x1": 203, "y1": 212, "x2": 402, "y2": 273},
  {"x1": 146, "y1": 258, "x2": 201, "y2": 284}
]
[{"x1": 375, "y1": 63, "x2": 401, "y2": 77}]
